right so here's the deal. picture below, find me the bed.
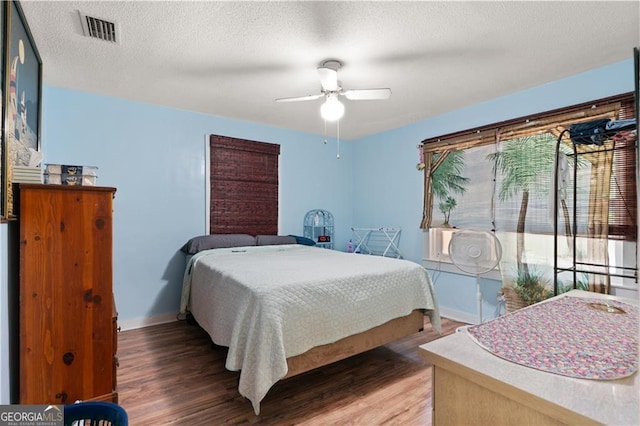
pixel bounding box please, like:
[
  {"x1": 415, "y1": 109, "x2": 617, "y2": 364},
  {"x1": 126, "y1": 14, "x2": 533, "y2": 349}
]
[{"x1": 179, "y1": 234, "x2": 441, "y2": 414}]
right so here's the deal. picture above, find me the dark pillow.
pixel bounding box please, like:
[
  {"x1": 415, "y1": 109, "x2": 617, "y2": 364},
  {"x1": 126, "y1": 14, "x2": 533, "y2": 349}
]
[
  {"x1": 288, "y1": 234, "x2": 316, "y2": 246},
  {"x1": 181, "y1": 234, "x2": 256, "y2": 254},
  {"x1": 255, "y1": 235, "x2": 297, "y2": 246}
]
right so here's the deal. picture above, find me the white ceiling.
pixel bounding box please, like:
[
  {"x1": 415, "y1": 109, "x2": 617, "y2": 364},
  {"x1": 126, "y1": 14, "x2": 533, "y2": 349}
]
[{"x1": 19, "y1": 1, "x2": 640, "y2": 140}]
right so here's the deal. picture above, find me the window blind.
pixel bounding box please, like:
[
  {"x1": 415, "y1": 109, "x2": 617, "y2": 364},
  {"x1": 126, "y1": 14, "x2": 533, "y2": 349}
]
[
  {"x1": 209, "y1": 135, "x2": 280, "y2": 236},
  {"x1": 420, "y1": 92, "x2": 636, "y2": 242}
]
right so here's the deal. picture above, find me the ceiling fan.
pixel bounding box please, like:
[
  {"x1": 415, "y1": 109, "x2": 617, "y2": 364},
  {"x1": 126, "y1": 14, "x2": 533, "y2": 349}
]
[{"x1": 275, "y1": 60, "x2": 392, "y2": 121}]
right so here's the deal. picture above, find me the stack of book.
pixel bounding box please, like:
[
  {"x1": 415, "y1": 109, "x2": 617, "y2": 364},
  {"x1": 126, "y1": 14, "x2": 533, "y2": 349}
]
[
  {"x1": 13, "y1": 166, "x2": 43, "y2": 183},
  {"x1": 44, "y1": 164, "x2": 98, "y2": 186}
]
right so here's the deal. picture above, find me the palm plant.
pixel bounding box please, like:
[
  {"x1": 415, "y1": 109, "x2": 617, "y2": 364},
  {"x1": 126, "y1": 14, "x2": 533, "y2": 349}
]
[
  {"x1": 487, "y1": 134, "x2": 557, "y2": 273},
  {"x1": 554, "y1": 145, "x2": 589, "y2": 252},
  {"x1": 432, "y1": 150, "x2": 469, "y2": 199},
  {"x1": 438, "y1": 196, "x2": 457, "y2": 226},
  {"x1": 488, "y1": 133, "x2": 589, "y2": 278},
  {"x1": 513, "y1": 267, "x2": 553, "y2": 305}
]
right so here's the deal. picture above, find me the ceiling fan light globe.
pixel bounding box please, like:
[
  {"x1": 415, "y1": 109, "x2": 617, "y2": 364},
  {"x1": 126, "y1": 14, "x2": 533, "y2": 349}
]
[{"x1": 320, "y1": 97, "x2": 344, "y2": 121}]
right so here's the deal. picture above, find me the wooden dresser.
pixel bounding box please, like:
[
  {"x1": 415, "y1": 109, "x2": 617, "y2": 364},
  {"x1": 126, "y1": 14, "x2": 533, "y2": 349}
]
[{"x1": 17, "y1": 184, "x2": 118, "y2": 404}]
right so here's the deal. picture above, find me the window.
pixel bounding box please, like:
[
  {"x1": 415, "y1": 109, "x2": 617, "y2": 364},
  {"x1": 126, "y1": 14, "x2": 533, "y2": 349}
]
[
  {"x1": 209, "y1": 135, "x2": 280, "y2": 235},
  {"x1": 421, "y1": 93, "x2": 637, "y2": 295}
]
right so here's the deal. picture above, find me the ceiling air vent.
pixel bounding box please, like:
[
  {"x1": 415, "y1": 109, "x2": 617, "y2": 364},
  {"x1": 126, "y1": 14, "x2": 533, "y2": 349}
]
[{"x1": 78, "y1": 11, "x2": 120, "y2": 44}]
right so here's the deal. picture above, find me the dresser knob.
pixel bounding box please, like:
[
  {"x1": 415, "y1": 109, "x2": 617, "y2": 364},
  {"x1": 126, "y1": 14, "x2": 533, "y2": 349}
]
[
  {"x1": 62, "y1": 352, "x2": 75, "y2": 365},
  {"x1": 55, "y1": 392, "x2": 68, "y2": 403}
]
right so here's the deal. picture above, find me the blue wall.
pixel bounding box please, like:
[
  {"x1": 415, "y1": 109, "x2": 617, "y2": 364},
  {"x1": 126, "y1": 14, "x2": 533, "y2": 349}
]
[
  {"x1": 41, "y1": 89, "x2": 354, "y2": 324},
  {"x1": 37, "y1": 58, "x2": 640, "y2": 323},
  {"x1": 351, "y1": 58, "x2": 635, "y2": 320},
  {"x1": 0, "y1": 57, "x2": 636, "y2": 404}
]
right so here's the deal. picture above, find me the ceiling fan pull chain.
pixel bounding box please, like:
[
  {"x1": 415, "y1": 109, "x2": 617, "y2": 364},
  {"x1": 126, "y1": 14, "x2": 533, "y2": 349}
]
[
  {"x1": 323, "y1": 119, "x2": 328, "y2": 144},
  {"x1": 336, "y1": 119, "x2": 341, "y2": 159}
]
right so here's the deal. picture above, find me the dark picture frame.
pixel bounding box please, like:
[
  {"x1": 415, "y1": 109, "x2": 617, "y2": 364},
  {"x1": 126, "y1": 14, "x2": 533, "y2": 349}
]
[{"x1": 1, "y1": 0, "x2": 42, "y2": 219}]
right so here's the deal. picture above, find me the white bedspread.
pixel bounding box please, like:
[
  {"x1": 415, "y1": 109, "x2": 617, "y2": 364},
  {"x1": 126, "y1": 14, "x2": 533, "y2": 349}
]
[{"x1": 180, "y1": 244, "x2": 440, "y2": 414}]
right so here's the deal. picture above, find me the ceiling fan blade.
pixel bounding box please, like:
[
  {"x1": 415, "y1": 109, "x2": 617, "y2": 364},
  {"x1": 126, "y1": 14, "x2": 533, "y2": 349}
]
[
  {"x1": 343, "y1": 88, "x2": 392, "y2": 100},
  {"x1": 318, "y1": 67, "x2": 339, "y2": 92},
  {"x1": 275, "y1": 93, "x2": 324, "y2": 103}
]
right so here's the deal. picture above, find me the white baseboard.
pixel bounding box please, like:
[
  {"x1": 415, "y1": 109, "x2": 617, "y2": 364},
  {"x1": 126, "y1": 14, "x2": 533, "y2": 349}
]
[
  {"x1": 122, "y1": 308, "x2": 478, "y2": 331},
  {"x1": 119, "y1": 312, "x2": 178, "y2": 331},
  {"x1": 438, "y1": 306, "x2": 477, "y2": 325}
]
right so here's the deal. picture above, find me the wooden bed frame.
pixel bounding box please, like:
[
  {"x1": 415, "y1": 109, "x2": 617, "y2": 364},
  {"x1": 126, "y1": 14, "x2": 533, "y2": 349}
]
[
  {"x1": 284, "y1": 309, "x2": 425, "y2": 378},
  {"x1": 189, "y1": 309, "x2": 426, "y2": 379}
]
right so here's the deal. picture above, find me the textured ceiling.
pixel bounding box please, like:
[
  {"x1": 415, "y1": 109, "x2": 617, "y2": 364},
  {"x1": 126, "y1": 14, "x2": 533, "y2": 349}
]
[{"x1": 19, "y1": 1, "x2": 640, "y2": 140}]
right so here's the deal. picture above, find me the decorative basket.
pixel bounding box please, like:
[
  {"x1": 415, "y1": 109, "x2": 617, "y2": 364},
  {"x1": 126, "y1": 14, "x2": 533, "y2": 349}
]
[{"x1": 502, "y1": 286, "x2": 527, "y2": 313}]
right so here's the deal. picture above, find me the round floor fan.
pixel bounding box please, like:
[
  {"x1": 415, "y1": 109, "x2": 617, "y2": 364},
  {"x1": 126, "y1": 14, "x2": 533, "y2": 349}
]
[{"x1": 448, "y1": 230, "x2": 502, "y2": 324}]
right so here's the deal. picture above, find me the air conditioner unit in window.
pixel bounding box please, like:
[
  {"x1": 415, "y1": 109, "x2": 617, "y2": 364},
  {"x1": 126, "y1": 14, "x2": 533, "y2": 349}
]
[{"x1": 428, "y1": 227, "x2": 459, "y2": 262}]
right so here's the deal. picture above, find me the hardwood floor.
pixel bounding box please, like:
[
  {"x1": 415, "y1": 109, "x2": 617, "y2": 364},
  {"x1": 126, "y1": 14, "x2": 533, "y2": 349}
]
[{"x1": 117, "y1": 317, "x2": 463, "y2": 425}]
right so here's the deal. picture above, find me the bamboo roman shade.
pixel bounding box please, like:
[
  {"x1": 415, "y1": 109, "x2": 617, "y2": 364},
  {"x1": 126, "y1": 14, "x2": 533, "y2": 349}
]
[
  {"x1": 420, "y1": 93, "x2": 636, "y2": 242},
  {"x1": 608, "y1": 100, "x2": 637, "y2": 240},
  {"x1": 420, "y1": 94, "x2": 631, "y2": 154},
  {"x1": 209, "y1": 135, "x2": 280, "y2": 236}
]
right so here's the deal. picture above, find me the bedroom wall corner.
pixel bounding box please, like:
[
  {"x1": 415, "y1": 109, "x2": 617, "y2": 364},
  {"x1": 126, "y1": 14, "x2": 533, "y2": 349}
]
[{"x1": 351, "y1": 58, "x2": 637, "y2": 322}]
